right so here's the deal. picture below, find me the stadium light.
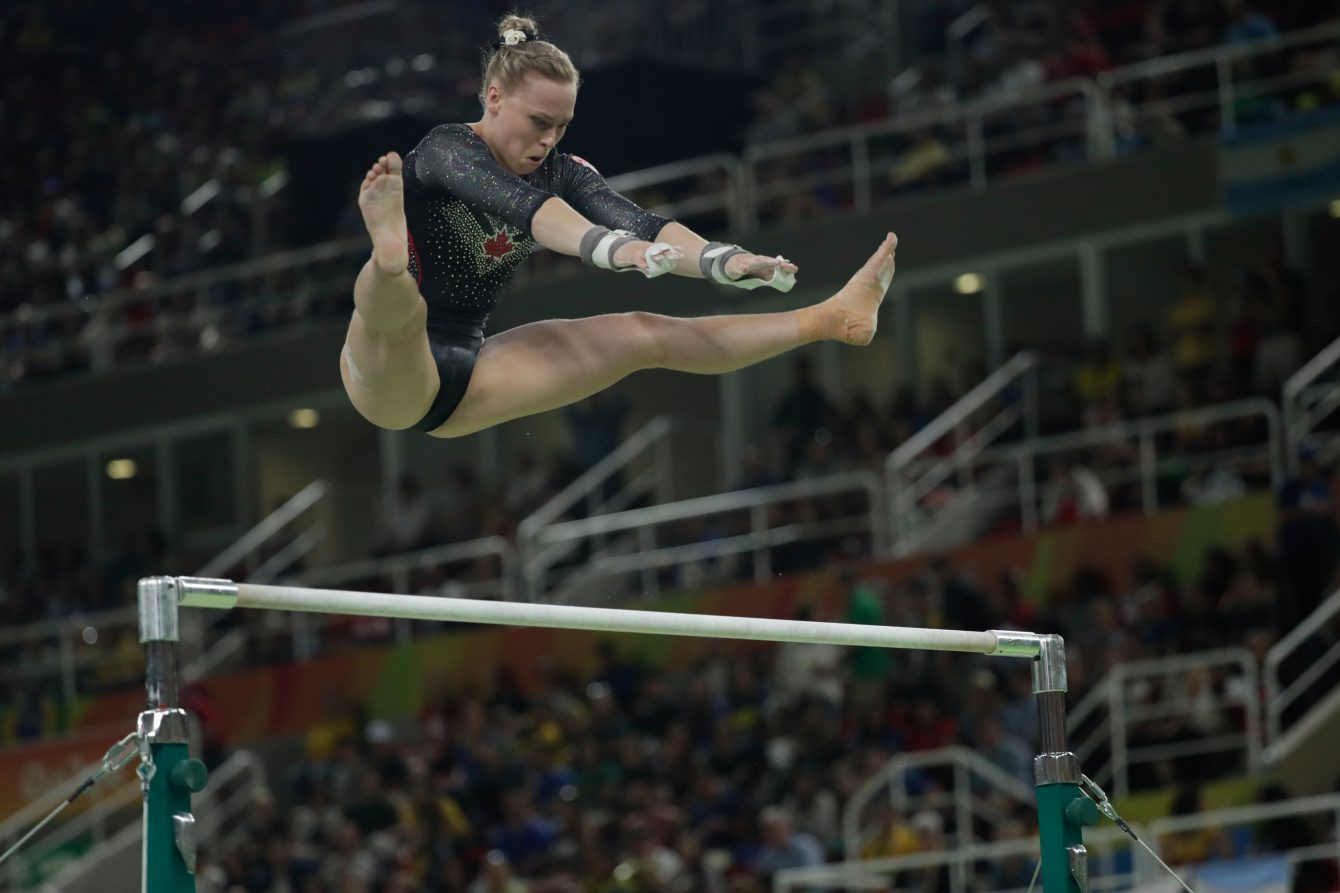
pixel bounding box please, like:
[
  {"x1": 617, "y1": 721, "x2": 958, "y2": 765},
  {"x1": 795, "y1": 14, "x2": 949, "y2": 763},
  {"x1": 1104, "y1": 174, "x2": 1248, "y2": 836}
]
[
  {"x1": 106, "y1": 459, "x2": 138, "y2": 480},
  {"x1": 288, "y1": 408, "x2": 320, "y2": 429},
  {"x1": 954, "y1": 272, "x2": 986, "y2": 294}
]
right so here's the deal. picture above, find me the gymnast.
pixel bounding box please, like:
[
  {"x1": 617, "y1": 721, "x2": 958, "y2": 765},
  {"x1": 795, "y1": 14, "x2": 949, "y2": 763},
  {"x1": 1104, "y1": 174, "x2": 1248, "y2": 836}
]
[{"x1": 341, "y1": 13, "x2": 897, "y2": 439}]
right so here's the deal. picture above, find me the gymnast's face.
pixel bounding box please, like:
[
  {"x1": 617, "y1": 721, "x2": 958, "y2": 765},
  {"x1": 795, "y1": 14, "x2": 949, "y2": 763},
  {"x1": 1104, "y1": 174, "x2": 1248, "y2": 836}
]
[{"x1": 481, "y1": 73, "x2": 577, "y2": 176}]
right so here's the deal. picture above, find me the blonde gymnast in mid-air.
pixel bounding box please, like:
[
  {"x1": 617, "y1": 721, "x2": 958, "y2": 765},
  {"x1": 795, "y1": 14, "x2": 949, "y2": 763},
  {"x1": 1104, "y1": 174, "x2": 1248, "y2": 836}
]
[{"x1": 341, "y1": 13, "x2": 897, "y2": 439}]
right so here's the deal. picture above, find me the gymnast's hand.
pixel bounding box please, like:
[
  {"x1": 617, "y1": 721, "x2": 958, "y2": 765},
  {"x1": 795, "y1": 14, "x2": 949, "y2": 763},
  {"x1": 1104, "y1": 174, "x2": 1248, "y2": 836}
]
[
  {"x1": 724, "y1": 253, "x2": 799, "y2": 284},
  {"x1": 612, "y1": 239, "x2": 684, "y2": 274}
]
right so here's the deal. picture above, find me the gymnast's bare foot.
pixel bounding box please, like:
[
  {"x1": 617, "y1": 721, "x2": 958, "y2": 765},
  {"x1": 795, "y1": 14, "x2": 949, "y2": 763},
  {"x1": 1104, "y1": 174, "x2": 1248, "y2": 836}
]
[
  {"x1": 358, "y1": 152, "x2": 409, "y2": 277},
  {"x1": 799, "y1": 233, "x2": 897, "y2": 345}
]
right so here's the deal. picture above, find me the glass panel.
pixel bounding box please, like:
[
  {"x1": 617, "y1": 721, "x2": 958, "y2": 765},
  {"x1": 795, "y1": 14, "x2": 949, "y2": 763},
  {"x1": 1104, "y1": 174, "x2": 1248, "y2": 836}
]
[
  {"x1": 998, "y1": 257, "x2": 1084, "y2": 358},
  {"x1": 100, "y1": 446, "x2": 160, "y2": 556},
  {"x1": 910, "y1": 281, "x2": 986, "y2": 407},
  {"x1": 0, "y1": 471, "x2": 22, "y2": 576},
  {"x1": 1304, "y1": 209, "x2": 1340, "y2": 345},
  {"x1": 250, "y1": 404, "x2": 380, "y2": 567},
  {"x1": 1203, "y1": 215, "x2": 1283, "y2": 305},
  {"x1": 1106, "y1": 235, "x2": 1192, "y2": 343},
  {"x1": 173, "y1": 430, "x2": 237, "y2": 533},
  {"x1": 33, "y1": 459, "x2": 90, "y2": 551}
]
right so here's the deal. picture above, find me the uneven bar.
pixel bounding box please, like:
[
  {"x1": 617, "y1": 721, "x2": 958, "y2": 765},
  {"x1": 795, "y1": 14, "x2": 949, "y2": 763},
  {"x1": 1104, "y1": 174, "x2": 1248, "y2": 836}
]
[{"x1": 168, "y1": 577, "x2": 1037, "y2": 657}]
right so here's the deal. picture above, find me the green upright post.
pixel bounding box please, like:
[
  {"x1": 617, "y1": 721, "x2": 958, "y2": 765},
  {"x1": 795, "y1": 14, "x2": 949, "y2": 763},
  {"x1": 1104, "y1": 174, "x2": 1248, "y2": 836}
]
[
  {"x1": 138, "y1": 577, "x2": 208, "y2": 893},
  {"x1": 1030, "y1": 635, "x2": 1097, "y2": 893},
  {"x1": 994, "y1": 632, "x2": 1099, "y2": 893}
]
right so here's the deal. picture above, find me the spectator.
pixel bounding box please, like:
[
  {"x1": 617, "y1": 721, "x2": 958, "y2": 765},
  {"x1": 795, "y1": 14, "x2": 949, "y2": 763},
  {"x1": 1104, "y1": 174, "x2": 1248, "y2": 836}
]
[
  {"x1": 564, "y1": 390, "x2": 630, "y2": 477},
  {"x1": 888, "y1": 129, "x2": 953, "y2": 193},
  {"x1": 1160, "y1": 787, "x2": 1234, "y2": 866},
  {"x1": 753, "y1": 806, "x2": 824, "y2": 883},
  {"x1": 771, "y1": 355, "x2": 835, "y2": 476},
  {"x1": 1042, "y1": 459, "x2": 1111, "y2": 525},
  {"x1": 1124, "y1": 323, "x2": 1177, "y2": 414},
  {"x1": 1168, "y1": 265, "x2": 1218, "y2": 389},
  {"x1": 1221, "y1": 0, "x2": 1279, "y2": 44},
  {"x1": 975, "y1": 715, "x2": 1036, "y2": 788},
  {"x1": 1276, "y1": 441, "x2": 1340, "y2": 623},
  {"x1": 374, "y1": 474, "x2": 435, "y2": 556},
  {"x1": 773, "y1": 605, "x2": 846, "y2": 709},
  {"x1": 1075, "y1": 339, "x2": 1125, "y2": 405}
]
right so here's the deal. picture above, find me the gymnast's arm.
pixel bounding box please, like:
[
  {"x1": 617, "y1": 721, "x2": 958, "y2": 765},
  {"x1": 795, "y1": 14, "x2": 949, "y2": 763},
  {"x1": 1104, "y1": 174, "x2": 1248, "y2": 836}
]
[
  {"x1": 411, "y1": 126, "x2": 663, "y2": 267},
  {"x1": 558, "y1": 155, "x2": 797, "y2": 286}
]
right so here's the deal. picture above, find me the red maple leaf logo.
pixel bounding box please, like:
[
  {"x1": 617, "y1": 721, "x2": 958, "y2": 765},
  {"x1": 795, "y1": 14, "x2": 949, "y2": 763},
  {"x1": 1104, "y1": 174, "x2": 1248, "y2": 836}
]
[
  {"x1": 483, "y1": 230, "x2": 515, "y2": 259},
  {"x1": 570, "y1": 154, "x2": 600, "y2": 175}
]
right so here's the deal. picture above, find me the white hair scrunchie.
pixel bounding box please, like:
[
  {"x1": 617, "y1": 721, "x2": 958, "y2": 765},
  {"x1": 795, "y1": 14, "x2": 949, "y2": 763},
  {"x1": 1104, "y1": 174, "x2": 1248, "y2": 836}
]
[{"x1": 502, "y1": 29, "x2": 528, "y2": 46}]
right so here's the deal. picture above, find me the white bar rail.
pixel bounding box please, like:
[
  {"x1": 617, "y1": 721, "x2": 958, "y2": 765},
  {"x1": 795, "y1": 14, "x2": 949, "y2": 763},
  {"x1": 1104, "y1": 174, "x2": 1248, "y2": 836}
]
[{"x1": 161, "y1": 576, "x2": 1035, "y2": 657}]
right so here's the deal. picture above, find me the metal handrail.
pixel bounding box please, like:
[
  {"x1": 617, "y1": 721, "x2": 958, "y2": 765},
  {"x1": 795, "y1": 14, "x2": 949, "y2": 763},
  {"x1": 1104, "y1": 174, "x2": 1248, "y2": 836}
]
[
  {"x1": 841, "y1": 745, "x2": 1036, "y2": 861},
  {"x1": 606, "y1": 153, "x2": 743, "y2": 233},
  {"x1": 292, "y1": 535, "x2": 516, "y2": 597},
  {"x1": 1065, "y1": 646, "x2": 1261, "y2": 801},
  {"x1": 974, "y1": 397, "x2": 1281, "y2": 532},
  {"x1": 885, "y1": 352, "x2": 1039, "y2": 551},
  {"x1": 520, "y1": 417, "x2": 676, "y2": 535},
  {"x1": 787, "y1": 792, "x2": 1340, "y2": 893},
  {"x1": 22, "y1": 750, "x2": 268, "y2": 893},
  {"x1": 524, "y1": 471, "x2": 884, "y2": 598},
  {"x1": 1283, "y1": 334, "x2": 1340, "y2": 473},
  {"x1": 531, "y1": 470, "x2": 882, "y2": 544},
  {"x1": 1098, "y1": 19, "x2": 1340, "y2": 89},
  {"x1": 1264, "y1": 587, "x2": 1340, "y2": 747},
  {"x1": 197, "y1": 480, "x2": 329, "y2": 577},
  {"x1": 782, "y1": 827, "x2": 1136, "y2": 893}
]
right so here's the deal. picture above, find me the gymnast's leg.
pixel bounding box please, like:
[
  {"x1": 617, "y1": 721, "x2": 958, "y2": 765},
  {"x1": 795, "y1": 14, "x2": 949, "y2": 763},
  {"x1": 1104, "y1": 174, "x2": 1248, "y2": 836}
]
[
  {"x1": 339, "y1": 152, "x2": 441, "y2": 430},
  {"x1": 429, "y1": 234, "x2": 897, "y2": 438}
]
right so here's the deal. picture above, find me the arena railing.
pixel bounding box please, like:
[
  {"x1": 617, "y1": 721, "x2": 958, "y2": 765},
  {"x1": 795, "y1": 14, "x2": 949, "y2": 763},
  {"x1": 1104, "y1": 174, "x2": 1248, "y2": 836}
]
[
  {"x1": 907, "y1": 398, "x2": 1284, "y2": 551},
  {"x1": 1066, "y1": 647, "x2": 1262, "y2": 801},
  {"x1": 521, "y1": 470, "x2": 885, "y2": 602},
  {"x1": 1138, "y1": 792, "x2": 1340, "y2": 888},
  {"x1": 0, "y1": 481, "x2": 333, "y2": 707},
  {"x1": 217, "y1": 537, "x2": 519, "y2": 666},
  {"x1": 517, "y1": 415, "x2": 726, "y2": 596},
  {"x1": 0, "y1": 750, "x2": 267, "y2": 893},
  {"x1": 780, "y1": 825, "x2": 1137, "y2": 893},
  {"x1": 843, "y1": 646, "x2": 1263, "y2": 857},
  {"x1": 740, "y1": 78, "x2": 1110, "y2": 230},
  {"x1": 1264, "y1": 587, "x2": 1340, "y2": 760},
  {"x1": 884, "y1": 352, "x2": 1041, "y2": 555},
  {"x1": 1282, "y1": 333, "x2": 1340, "y2": 473},
  {"x1": 841, "y1": 745, "x2": 1038, "y2": 861},
  {"x1": 1097, "y1": 20, "x2": 1340, "y2": 139},
  {"x1": 781, "y1": 792, "x2": 1340, "y2": 893}
]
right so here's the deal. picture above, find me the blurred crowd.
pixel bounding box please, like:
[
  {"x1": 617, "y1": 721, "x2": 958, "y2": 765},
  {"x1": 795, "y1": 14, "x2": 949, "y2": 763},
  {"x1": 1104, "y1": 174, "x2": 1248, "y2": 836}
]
[
  {"x1": 1, "y1": 228, "x2": 1336, "y2": 737},
  {"x1": 5, "y1": 0, "x2": 1340, "y2": 390},
  {"x1": 189, "y1": 539, "x2": 1340, "y2": 892}
]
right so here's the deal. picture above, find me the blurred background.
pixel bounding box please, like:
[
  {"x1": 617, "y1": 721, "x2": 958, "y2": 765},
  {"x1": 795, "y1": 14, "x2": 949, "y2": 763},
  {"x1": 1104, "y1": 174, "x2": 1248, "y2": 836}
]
[{"x1": 2, "y1": 0, "x2": 1340, "y2": 890}]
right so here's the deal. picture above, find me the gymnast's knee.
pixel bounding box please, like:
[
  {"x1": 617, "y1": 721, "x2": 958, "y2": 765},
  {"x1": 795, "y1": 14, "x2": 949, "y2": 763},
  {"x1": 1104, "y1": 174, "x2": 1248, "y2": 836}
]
[{"x1": 622, "y1": 311, "x2": 673, "y2": 368}]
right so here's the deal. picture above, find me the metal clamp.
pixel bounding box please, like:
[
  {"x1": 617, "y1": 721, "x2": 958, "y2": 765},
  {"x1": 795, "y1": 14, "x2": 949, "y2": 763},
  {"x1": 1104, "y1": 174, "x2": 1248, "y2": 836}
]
[
  {"x1": 989, "y1": 630, "x2": 1043, "y2": 658},
  {"x1": 1068, "y1": 844, "x2": 1089, "y2": 893},
  {"x1": 176, "y1": 576, "x2": 240, "y2": 609},
  {"x1": 173, "y1": 813, "x2": 198, "y2": 873},
  {"x1": 138, "y1": 709, "x2": 191, "y2": 746},
  {"x1": 138, "y1": 577, "x2": 181, "y2": 644},
  {"x1": 1034, "y1": 752, "x2": 1080, "y2": 786},
  {"x1": 1033, "y1": 634, "x2": 1067, "y2": 693}
]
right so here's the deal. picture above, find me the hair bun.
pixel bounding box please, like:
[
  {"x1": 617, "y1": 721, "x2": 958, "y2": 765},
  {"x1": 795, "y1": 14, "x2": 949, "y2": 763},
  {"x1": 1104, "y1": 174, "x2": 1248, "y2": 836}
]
[{"x1": 497, "y1": 13, "x2": 540, "y2": 40}]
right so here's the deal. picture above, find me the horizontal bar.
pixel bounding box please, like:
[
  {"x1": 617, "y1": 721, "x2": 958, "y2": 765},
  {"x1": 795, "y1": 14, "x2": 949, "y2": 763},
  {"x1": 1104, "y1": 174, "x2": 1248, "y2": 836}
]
[{"x1": 167, "y1": 577, "x2": 1027, "y2": 656}]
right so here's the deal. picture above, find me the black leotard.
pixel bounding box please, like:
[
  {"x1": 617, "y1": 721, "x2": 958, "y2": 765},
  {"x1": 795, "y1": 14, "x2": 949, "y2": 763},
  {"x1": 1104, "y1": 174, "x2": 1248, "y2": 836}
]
[{"x1": 400, "y1": 124, "x2": 669, "y2": 432}]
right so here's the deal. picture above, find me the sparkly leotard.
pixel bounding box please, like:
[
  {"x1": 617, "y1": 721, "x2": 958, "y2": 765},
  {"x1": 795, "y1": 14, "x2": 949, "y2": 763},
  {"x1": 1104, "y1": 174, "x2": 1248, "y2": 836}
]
[{"x1": 400, "y1": 123, "x2": 670, "y2": 432}]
